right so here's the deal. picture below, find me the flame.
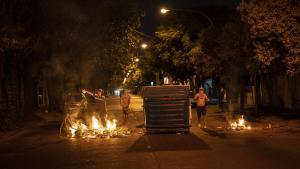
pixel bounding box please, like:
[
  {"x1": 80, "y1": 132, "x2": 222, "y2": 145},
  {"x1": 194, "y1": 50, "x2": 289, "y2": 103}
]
[
  {"x1": 231, "y1": 115, "x2": 251, "y2": 130},
  {"x1": 92, "y1": 115, "x2": 101, "y2": 129},
  {"x1": 66, "y1": 115, "x2": 124, "y2": 138},
  {"x1": 70, "y1": 126, "x2": 77, "y2": 137},
  {"x1": 107, "y1": 119, "x2": 117, "y2": 130},
  {"x1": 238, "y1": 117, "x2": 245, "y2": 126},
  {"x1": 69, "y1": 121, "x2": 88, "y2": 137}
]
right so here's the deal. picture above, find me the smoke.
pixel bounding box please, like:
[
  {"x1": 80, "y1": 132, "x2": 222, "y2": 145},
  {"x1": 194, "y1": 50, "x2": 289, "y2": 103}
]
[
  {"x1": 21, "y1": 0, "x2": 141, "y2": 97},
  {"x1": 36, "y1": 0, "x2": 113, "y2": 91}
]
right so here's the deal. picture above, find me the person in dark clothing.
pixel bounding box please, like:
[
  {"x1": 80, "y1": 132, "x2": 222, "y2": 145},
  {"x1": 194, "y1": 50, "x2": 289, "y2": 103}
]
[
  {"x1": 219, "y1": 87, "x2": 231, "y2": 130},
  {"x1": 82, "y1": 88, "x2": 108, "y2": 126}
]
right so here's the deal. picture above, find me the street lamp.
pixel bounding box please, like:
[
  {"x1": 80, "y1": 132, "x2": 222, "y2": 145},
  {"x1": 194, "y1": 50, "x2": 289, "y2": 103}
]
[
  {"x1": 160, "y1": 8, "x2": 170, "y2": 14},
  {"x1": 159, "y1": 7, "x2": 213, "y2": 27},
  {"x1": 141, "y1": 43, "x2": 148, "y2": 49}
]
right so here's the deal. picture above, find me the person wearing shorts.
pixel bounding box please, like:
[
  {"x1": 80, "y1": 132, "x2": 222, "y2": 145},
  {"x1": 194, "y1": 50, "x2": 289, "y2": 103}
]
[{"x1": 194, "y1": 87, "x2": 209, "y2": 128}]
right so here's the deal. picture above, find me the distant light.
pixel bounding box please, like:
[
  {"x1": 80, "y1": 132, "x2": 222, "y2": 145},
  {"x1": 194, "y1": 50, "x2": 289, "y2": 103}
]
[
  {"x1": 128, "y1": 70, "x2": 132, "y2": 73},
  {"x1": 135, "y1": 58, "x2": 139, "y2": 62},
  {"x1": 150, "y1": 81, "x2": 154, "y2": 86},
  {"x1": 123, "y1": 78, "x2": 127, "y2": 84},
  {"x1": 164, "y1": 77, "x2": 169, "y2": 84},
  {"x1": 160, "y1": 8, "x2": 170, "y2": 14},
  {"x1": 141, "y1": 43, "x2": 148, "y2": 49},
  {"x1": 114, "y1": 89, "x2": 120, "y2": 96}
]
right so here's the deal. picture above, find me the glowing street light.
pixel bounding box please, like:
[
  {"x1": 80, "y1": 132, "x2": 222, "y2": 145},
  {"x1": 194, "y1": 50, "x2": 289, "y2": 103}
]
[
  {"x1": 135, "y1": 58, "x2": 140, "y2": 62},
  {"x1": 160, "y1": 8, "x2": 170, "y2": 14},
  {"x1": 159, "y1": 8, "x2": 213, "y2": 27},
  {"x1": 141, "y1": 43, "x2": 148, "y2": 49}
]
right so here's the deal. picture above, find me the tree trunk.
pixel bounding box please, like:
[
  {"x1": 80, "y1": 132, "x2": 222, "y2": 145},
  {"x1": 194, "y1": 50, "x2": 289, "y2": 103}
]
[
  {"x1": 188, "y1": 77, "x2": 196, "y2": 95},
  {"x1": 17, "y1": 60, "x2": 25, "y2": 117},
  {"x1": 254, "y1": 72, "x2": 261, "y2": 115},
  {"x1": 240, "y1": 86, "x2": 245, "y2": 113},
  {"x1": 195, "y1": 74, "x2": 206, "y2": 90}
]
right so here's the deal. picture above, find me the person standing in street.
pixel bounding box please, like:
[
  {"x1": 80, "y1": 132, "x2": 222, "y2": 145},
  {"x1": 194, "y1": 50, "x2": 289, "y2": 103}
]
[
  {"x1": 120, "y1": 89, "x2": 131, "y2": 125},
  {"x1": 194, "y1": 87, "x2": 209, "y2": 128},
  {"x1": 82, "y1": 88, "x2": 108, "y2": 126},
  {"x1": 219, "y1": 87, "x2": 231, "y2": 130}
]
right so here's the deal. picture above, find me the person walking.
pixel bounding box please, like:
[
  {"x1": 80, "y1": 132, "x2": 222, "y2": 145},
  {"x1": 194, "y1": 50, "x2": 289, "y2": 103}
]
[
  {"x1": 120, "y1": 89, "x2": 131, "y2": 125},
  {"x1": 82, "y1": 88, "x2": 108, "y2": 126},
  {"x1": 219, "y1": 87, "x2": 231, "y2": 130},
  {"x1": 194, "y1": 87, "x2": 209, "y2": 128}
]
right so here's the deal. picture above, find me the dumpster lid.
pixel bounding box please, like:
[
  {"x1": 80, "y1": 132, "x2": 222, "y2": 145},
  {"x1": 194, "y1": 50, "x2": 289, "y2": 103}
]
[{"x1": 142, "y1": 85, "x2": 189, "y2": 99}]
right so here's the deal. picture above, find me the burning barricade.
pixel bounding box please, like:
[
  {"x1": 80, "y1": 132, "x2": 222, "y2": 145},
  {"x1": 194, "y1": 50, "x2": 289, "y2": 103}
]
[
  {"x1": 65, "y1": 115, "x2": 130, "y2": 138},
  {"x1": 60, "y1": 92, "x2": 131, "y2": 138}
]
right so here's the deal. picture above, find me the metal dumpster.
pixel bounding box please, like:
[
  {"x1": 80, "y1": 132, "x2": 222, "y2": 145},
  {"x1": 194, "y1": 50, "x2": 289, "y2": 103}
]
[{"x1": 142, "y1": 85, "x2": 190, "y2": 133}]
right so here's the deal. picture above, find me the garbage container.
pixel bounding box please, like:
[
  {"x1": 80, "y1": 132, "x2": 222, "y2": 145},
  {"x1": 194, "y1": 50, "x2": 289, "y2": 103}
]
[{"x1": 142, "y1": 85, "x2": 190, "y2": 133}]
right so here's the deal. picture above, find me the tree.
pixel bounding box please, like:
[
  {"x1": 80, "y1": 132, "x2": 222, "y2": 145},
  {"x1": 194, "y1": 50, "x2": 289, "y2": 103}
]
[
  {"x1": 148, "y1": 7, "x2": 243, "y2": 91},
  {"x1": 151, "y1": 24, "x2": 211, "y2": 90},
  {"x1": 238, "y1": 0, "x2": 300, "y2": 76},
  {"x1": 1, "y1": 0, "x2": 144, "y2": 128},
  {"x1": 29, "y1": 0, "x2": 143, "y2": 90},
  {"x1": 0, "y1": 0, "x2": 34, "y2": 129},
  {"x1": 214, "y1": 21, "x2": 256, "y2": 107}
]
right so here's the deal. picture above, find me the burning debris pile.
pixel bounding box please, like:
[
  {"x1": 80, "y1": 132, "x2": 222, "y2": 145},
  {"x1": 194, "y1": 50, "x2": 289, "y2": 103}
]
[
  {"x1": 60, "y1": 91, "x2": 131, "y2": 138},
  {"x1": 62, "y1": 115, "x2": 131, "y2": 138},
  {"x1": 231, "y1": 115, "x2": 251, "y2": 130}
]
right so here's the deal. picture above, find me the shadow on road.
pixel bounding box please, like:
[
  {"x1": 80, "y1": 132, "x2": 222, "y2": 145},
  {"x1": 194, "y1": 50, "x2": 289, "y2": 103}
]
[
  {"x1": 12, "y1": 122, "x2": 60, "y2": 138},
  {"x1": 127, "y1": 133, "x2": 211, "y2": 152},
  {"x1": 210, "y1": 113, "x2": 226, "y2": 122},
  {"x1": 202, "y1": 128, "x2": 227, "y2": 139}
]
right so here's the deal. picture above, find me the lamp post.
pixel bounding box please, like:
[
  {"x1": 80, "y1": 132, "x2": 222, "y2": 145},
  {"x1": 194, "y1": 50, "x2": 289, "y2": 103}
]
[{"x1": 160, "y1": 7, "x2": 213, "y2": 27}]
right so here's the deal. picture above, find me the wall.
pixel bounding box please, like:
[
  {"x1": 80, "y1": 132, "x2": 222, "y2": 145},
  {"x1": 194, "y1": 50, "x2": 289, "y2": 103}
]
[{"x1": 260, "y1": 74, "x2": 300, "y2": 113}]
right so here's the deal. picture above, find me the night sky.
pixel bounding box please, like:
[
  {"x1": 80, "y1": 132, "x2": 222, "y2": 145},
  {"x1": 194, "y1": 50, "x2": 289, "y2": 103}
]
[{"x1": 136, "y1": 0, "x2": 240, "y2": 35}]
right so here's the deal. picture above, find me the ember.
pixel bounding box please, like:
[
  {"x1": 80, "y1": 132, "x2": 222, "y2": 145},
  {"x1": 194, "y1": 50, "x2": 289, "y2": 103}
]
[{"x1": 231, "y1": 115, "x2": 251, "y2": 130}]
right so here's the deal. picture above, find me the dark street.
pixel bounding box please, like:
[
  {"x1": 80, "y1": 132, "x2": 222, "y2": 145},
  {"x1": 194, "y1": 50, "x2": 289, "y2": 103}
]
[
  {"x1": 1, "y1": 0, "x2": 300, "y2": 169},
  {"x1": 1, "y1": 96, "x2": 299, "y2": 169}
]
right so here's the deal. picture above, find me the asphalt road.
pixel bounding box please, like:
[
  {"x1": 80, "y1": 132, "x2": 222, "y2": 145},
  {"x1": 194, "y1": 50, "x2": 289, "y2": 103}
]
[{"x1": 0, "y1": 96, "x2": 299, "y2": 169}]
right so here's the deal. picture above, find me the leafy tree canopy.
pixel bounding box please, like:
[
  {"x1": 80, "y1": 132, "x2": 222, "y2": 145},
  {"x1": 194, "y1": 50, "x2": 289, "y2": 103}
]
[{"x1": 238, "y1": 0, "x2": 300, "y2": 75}]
